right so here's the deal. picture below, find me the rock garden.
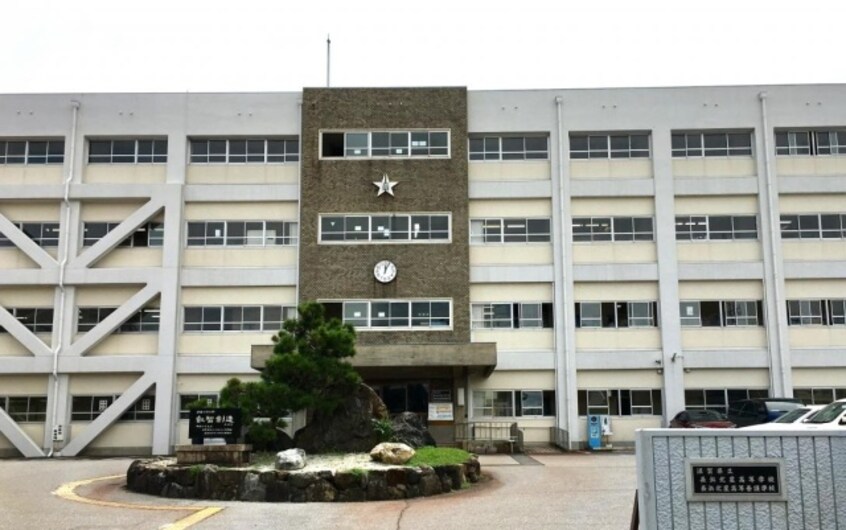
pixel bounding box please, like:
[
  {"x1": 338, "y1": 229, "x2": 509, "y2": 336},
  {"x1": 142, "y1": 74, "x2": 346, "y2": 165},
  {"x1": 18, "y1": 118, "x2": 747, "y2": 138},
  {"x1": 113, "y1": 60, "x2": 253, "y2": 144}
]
[{"x1": 126, "y1": 303, "x2": 482, "y2": 503}]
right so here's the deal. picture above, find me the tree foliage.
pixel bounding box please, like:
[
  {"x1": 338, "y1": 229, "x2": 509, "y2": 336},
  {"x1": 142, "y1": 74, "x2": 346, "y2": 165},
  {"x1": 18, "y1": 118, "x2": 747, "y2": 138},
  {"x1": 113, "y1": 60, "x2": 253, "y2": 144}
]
[{"x1": 218, "y1": 302, "x2": 361, "y2": 448}]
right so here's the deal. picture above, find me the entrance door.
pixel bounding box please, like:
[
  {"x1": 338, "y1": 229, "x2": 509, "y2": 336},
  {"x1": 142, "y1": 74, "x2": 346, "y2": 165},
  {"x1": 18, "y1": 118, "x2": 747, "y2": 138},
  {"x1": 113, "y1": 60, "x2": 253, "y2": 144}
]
[{"x1": 381, "y1": 383, "x2": 429, "y2": 415}]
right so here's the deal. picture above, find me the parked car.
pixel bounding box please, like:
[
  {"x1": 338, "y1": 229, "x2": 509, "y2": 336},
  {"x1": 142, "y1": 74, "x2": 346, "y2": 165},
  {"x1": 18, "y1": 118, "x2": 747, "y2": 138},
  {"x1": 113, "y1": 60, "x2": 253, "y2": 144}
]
[
  {"x1": 795, "y1": 399, "x2": 846, "y2": 430},
  {"x1": 670, "y1": 409, "x2": 735, "y2": 429},
  {"x1": 727, "y1": 398, "x2": 804, "y2": 427},
  {"x1": 740, "y1": 405, "x2": 824, "y2": 430}
]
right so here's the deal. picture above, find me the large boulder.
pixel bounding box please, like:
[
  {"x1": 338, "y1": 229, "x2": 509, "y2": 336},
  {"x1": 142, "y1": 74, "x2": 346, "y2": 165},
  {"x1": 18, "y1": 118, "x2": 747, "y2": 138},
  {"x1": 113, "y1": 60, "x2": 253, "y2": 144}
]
[
  {"x1": 370, "y1": 442, "x2": 415, "y2": 465},
  {"x1": 294, "y1": 384, "x2": 388, "y2": 453},
  {"x1": 275, "y1": 448, "x2": 307, "y2": 470},
  {"x1": 391, "y1": 412, "x2": 437, "y2": 448}
]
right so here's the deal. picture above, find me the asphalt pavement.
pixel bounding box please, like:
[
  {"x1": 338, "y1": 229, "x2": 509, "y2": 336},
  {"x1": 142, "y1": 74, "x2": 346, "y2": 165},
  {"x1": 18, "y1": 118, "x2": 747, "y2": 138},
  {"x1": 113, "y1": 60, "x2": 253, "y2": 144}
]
[{"x1": 0, "y1": 452, "x2": 637, "y2": 530}]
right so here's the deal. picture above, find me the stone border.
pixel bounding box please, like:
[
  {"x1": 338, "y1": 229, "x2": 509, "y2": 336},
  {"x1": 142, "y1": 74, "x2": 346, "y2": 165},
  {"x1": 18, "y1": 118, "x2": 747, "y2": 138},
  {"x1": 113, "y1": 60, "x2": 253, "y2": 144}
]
[{"x1": 126, "y1": 456, "x2": 481, "y2": 502}]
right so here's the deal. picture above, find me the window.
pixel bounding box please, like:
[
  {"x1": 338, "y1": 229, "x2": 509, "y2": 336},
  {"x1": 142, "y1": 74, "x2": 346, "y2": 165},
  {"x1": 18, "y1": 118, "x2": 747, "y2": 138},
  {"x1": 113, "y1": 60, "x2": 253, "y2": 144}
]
[
  {"x1": 70, "y1": 394, "x2": 155, "y2": 421},
  {"x1": 468, "y1": 135, "x2": 548, "y2": 161},
  {"x1": 775, "y1": 130, "x2": 846, "y2": 156},
  {"x1": 780, "y1": 214, "x2": 846, "y2": 239},
  {"x1": 671, "y1": 132, "x2": 752, "y2": 157},
  {"x1": 321, "y1": 214, "x2": 449, "y2": 243},
  {"x1": 469, "y1": 218, "x2": 550, "y2": 244},
  {"x1": 569, "y1": 133, "x2": 650, "y2": 159},
  {"x1": 82, "y1": 222, "x2": 164, "y2": 247},
  {"x1": 786, "y1": 299, "x2": 846, "y2": 326},
  {"x1": 675, "y1": 215, "x2": 757, "y2": 240},
  {"x1": 0, "y1": 223, "x2": 61, "y2": 248},
  {"x1": 576, "y1": 389, "x2": 663, "y2": 416},
  {"x1": 575, "y1": 301, "x2": 657, "y2": 328},
  {"x1": 686, "y1": 388, "x2": 768, "y2": 414},
  {"x1": 186, "y1": 221, "x2": 298, "y2": 247},
  {"x1": 183, "y1": 305, "x2": 295, "y2": 332},
  {"x1": 0, "y1": 396, "x2": 47, "y2": 422},
  {"x1": 321, "y1": 131, "x2": 448, "y2": 159},
  {"x1": 793, "y1": 387, "x2": 846, "y2": 405},
  {"x1": 572, "y1": 217, "x2": 653, "y2": 242},
  {"x1": 0, "y1": 139, "x2": 64, "y2": 165},
  {"x1": 88, "y1": 139, "x2": 167, "y2": 163},
  {"x1": 322, "y1": 300, "x2": 451, "y2": 330},
  {"x1": 190, "y1": 138, "x2": 299, "y2": 163},
  {"x1": 77, "y1": 307, "x2": 160, "y2": 333},
  {"x1": 679, "y1": 300, "x2": 763, "y2": 327},
  {"x1": 0, "y1": 308, "x2": 54, "y2": 334},
  {"x1": 472, "y1": 390, "x2": 555, "y2": 418},
  {"x1": 471, "y1": 303, "x2": 553, "y2": 329},
  {"x1": 178, "y1": 394, "x2": 219, "y2": 419}
]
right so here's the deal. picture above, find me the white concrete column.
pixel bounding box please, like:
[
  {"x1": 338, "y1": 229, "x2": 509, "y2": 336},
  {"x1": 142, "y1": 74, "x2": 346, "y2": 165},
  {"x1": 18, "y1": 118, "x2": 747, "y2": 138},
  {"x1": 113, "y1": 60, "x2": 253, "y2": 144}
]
[{"x1": 652, "y1": 129, "x2": 686, "y2": 421}]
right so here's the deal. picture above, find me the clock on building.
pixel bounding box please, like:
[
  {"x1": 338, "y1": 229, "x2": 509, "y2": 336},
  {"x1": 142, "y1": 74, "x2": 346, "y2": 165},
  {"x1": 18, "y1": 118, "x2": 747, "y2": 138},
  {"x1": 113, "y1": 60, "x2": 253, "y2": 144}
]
[{"x1": 373, "y1": 260, "x2": 397, "y2": 283}]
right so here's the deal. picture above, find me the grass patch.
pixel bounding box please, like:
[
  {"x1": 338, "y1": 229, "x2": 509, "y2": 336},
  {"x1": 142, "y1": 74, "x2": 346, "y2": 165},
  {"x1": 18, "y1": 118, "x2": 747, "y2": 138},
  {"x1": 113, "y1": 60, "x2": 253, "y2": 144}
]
[
  {"x1": 406, "y1": 446, "x2": 471, "y2": 467},
  {"x1": 349, "y1": 467, "x2": 368, "y2": 477}
]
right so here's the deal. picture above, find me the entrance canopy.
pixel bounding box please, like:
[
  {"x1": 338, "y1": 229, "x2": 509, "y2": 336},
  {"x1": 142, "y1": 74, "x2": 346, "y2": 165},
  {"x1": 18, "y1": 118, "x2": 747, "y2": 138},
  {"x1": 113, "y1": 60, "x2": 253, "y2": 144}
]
[{"x1": 251, "y1": 342, "x2": 497, "y2": 376}]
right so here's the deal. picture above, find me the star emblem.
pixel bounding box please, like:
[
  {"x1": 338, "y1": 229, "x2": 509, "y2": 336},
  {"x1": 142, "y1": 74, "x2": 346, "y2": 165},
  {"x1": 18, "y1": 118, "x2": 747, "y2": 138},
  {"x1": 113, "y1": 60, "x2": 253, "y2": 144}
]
[{"x1": 373, "y1": 173, "x2": 399, "y2": 197}]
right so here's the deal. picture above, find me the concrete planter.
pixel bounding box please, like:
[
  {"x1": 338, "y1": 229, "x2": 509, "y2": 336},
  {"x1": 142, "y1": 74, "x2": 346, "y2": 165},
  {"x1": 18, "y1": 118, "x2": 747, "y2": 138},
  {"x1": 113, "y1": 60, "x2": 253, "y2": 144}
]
[{"x1": 126, "y1": 456, "x2": 481, "y2": 502}]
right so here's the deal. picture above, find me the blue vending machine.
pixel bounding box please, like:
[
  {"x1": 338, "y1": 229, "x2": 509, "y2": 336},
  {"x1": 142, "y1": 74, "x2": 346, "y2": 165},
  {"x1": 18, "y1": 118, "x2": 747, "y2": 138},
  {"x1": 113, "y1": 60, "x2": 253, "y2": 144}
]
[{"x1": 587, "y1": 414, "x2": 603, "y2": 450}]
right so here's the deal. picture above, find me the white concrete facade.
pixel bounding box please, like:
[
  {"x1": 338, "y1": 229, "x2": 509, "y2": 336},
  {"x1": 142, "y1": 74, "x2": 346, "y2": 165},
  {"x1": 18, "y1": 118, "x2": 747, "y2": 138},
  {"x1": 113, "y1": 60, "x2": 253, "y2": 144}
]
[{"x1": 2, "y1": 85, "x2": 846, "y2": 456}]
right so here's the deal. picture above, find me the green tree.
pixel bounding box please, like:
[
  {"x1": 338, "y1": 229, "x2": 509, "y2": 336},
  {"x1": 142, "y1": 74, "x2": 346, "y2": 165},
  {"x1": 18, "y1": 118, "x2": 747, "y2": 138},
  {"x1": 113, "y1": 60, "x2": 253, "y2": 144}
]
[{"x1": 218, "y1": 302, "x2": 361, "y2": 449}]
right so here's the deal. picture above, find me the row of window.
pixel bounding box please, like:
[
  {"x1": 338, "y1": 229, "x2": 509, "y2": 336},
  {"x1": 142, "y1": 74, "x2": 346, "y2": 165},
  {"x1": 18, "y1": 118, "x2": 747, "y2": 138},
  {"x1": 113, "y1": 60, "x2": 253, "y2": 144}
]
[
  {"x1": 472, "y1": 390, "x2": 556, "y2": 418},
  {"x1": 7, "y1": 128, "x2": 846, "y2": 168},
  {"x1": 183, "y1": 305, "x2": 295, "y2": 332},
  {"x1": 675, "y1": 215, "x2": 758, "y2": 241},
  {"x1": 469, "y1": 218, "x2": 551, "y2": 244},
  {"x1": 680, "y1": 301, "x2": 764, "y2": 327},
  {"x1": 780, "y1": 214, "x2": 846, "y2": 240},
  {"x1": 0, "y1": 223, "x2": 60, "y2": 247},
  {"x1": 786, "y1": 300, "x2": 846, "y2": 326},
  {"x1": 82, "y1": 222, "x2": 164, "y2": 248},
  {"x1": 71, "y1": 395, "x2": 155, "y2": 421},
  {"x1": 470, "y1": 303, "x2": 554, "y2": 329},
  {"x1": 793, "y1": 387, "x2": 846, "y2": 405},
  {"x1": 684, "y1": 388, "x2": 770, "y2": 415},
  {"x1": 323, "y1": 300, "x2": 451, "y2": 330},
  {"x1": 322, "y1": 131, "x2": 448, "y2": 159},
  {"x1": 187, "y1": 221, "x2": 298, "y2": 247},
  {"x1": 190, "y1": 138, "x2": 299, "y2": 164},
  {"x1": 320, "y1": 214, "x2": 449, "y2": 243},
  {"x1": 0, "y1": 140, "x2": 64, "y2": 165},
  {"x1": 577, "y1": 389, "x2": 664, "y2": 416},
  {"x1": 77, "y1": 307, "x2": 160, "y2": 333},
  {"x1": 89, "y1": 139, "x2": 167, "y2": 164},
  {"x1": 575, "y1": 302, "x2": 658, "y2": 328},
  {"x1": 572, "y1": 217, "x2": 654, "y2": 242}
]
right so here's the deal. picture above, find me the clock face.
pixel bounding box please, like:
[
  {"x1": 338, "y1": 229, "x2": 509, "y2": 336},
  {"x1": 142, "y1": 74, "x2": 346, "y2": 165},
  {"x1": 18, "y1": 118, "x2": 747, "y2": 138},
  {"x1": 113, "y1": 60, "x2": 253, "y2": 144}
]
[{"x1": 373, "y1": 260, "x2": 397, "y2": 283}]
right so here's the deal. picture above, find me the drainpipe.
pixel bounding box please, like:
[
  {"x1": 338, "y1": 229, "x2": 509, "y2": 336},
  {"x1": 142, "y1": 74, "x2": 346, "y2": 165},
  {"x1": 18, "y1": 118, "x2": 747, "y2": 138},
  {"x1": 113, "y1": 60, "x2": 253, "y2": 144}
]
[
  {"x1": 48, "y1": 99, "x2": 80, "y2": 456},
  {"x1": 758, "y1": 92, "x2": 790, "y2": 396}
]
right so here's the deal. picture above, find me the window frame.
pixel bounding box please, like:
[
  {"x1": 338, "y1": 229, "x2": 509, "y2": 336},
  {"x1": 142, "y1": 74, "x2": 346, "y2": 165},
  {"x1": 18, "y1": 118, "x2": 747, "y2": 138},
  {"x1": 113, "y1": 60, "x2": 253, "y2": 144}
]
[
  {"x1": 671, "y1": 131, "x2": 753, "y2": 158},
  {"x1": 189, "y1": 138, "x2": 300, "y2": 164},
  {"x1": 469, "y1": 217, "x2": 551, "y2": 244},
  {"x1": 0, "y1": 139, "x2": 64, "y2": 165},
  {"x1": 88, "y1": 138, "x2": 167, "y2": 164},
  {"x1": 569, "y1": 133, "x2": 651, "y2": 160},
  {"x1": 572, "y1": 216, "x2": 654, "y2": 242},
  {"x1": 775, "y1": 129, "x2": 846, "y2": 156},
  {"x1": 321, "y1": 130, "x2": 450, "y2": 159},
  {"x1": 468, "y1": 134, "x2": 548, "y2": 161},
  {"x1": 470, "y1": 302, "x2": 554, "y2": 330},
  {"x1": 0, "y1": 395, "x2": 48, "y2": 422},
  {"x1": 575, "y1": 301, "x2": 658, "y2": 329},
  {"x1": 186, "y1": 220, "x2": 299, "y2": 247},
  {"x1": 322, "y1": 300, "x2": 452, "y2": 331},
  {"x1": 675, "y1": 215, "x2": 758, "y2": 241},
  {"x1": 183, "y1": 305, "x2": 296, "y2": 333},
  {"x1": 320, "y1": 213, "x2": 451, "y2": 244}
]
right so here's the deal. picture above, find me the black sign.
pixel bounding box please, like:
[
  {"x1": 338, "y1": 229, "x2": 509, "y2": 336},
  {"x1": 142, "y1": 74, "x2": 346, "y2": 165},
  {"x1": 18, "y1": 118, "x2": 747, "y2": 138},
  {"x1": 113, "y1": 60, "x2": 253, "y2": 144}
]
[
  {"x1": 687, "y1": 460, "x2": 784, "y2": 501},
  {"x1": 431, "y1": 389, "x2": 452, "y2": 403},
  {"x1": 189, "y1": 408, "x2": 241, "y2": 443}
]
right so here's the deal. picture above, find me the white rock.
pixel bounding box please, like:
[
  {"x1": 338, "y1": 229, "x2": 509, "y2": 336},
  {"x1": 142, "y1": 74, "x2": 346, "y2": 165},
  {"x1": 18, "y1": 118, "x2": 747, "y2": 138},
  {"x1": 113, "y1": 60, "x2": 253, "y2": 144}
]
[
  {"x1": 275, "y1": 448, "x2": 307, "y2": 470},
  {"x1": 370, "y1": 442, "x2": 415, "y2": 465}
]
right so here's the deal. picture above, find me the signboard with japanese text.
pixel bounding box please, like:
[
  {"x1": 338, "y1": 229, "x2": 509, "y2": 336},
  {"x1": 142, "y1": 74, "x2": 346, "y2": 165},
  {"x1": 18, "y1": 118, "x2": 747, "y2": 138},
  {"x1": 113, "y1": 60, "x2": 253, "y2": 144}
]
[
  {"x1": 428, "y1": 402, "x2": 454, "y2": 421},
  {"x1": 188, "y1": 408, "x2": 242, "y2": 442},
  {"x1": 686, "y1": 459, "x2": 786, "y2": 502}
]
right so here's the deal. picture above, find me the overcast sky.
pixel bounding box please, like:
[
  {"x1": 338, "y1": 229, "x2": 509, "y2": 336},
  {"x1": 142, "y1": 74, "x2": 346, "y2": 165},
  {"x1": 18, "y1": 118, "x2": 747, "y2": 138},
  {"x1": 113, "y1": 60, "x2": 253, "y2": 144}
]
[{"x1": 3, "y1": 0, "x2": 844, "y2": 93}]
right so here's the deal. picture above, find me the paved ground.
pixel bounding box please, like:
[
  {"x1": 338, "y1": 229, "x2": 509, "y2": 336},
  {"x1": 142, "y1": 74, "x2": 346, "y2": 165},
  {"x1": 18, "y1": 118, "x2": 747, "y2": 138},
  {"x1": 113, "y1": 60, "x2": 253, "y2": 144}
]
[{"x1": 0, "y1": 452, "x2": 637, "y2": 530}]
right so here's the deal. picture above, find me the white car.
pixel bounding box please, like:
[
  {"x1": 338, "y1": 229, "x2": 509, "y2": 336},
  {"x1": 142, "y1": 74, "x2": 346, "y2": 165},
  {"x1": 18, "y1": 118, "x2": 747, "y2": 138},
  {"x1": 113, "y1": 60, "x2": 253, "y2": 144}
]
[
  {"x1": 796, "y1": 399, "x2": 846, "y2": 430},
  {"x1": 740, "y1": 405, "x2": 824, "y2": 430}
]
